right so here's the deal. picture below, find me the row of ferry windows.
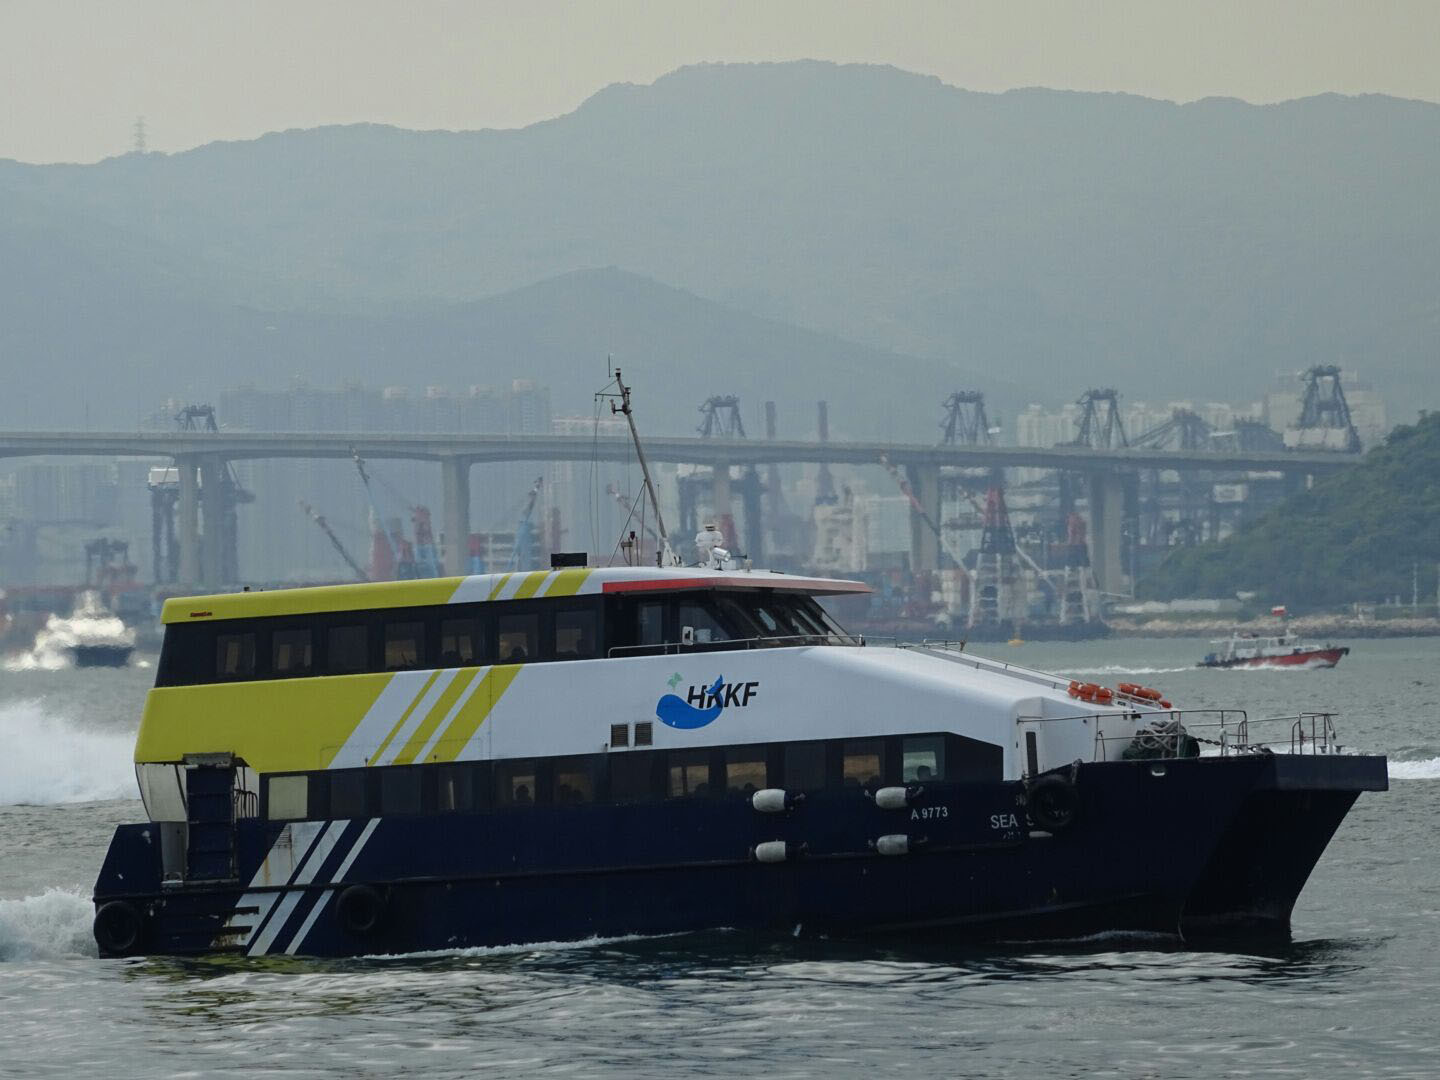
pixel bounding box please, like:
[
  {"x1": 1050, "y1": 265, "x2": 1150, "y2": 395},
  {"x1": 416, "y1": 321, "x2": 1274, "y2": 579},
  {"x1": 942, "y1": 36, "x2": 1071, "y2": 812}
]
[
  {"x1": 160, "y1": 600, "x2": 602, "y2": 685},
  {"x1": 263, "y1": 733, "x2": 1003, "y2": 820},
  {"x1": 158, "y1": 591, "x2": 848, "y2": 687}
]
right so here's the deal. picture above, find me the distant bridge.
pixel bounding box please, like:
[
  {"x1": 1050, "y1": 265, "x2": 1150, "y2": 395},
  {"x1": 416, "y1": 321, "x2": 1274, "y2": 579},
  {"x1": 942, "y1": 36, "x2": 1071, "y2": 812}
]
[
  {"x1": 0, "y1": 430, "x2": 1358, "y2": 474},
  {"x1": 0, "y1": 429, "x2": 1360, "y2": 589}
]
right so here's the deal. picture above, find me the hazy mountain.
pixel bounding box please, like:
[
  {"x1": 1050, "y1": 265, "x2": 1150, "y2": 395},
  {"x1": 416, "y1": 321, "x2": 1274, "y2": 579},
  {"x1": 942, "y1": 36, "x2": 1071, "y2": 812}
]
[
  {"x1": 3, "y1": 60, "x2": 1438, "y2": 422},
  {"x1": 0, "y1": 259, "x2": 987, "y2": 439}
]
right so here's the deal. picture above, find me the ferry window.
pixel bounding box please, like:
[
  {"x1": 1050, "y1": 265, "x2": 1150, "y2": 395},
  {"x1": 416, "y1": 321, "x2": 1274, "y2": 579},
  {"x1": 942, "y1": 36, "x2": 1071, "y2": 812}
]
[
  {"x1": 384, "y1": 621, "x2": 425, "y2": 670},
  {"x1": 439, "y1": 617, "x2": 482, "y2": 666},
  {"x1": 783, "y1": 742, "x2": 827, "y2": 792},
  {"x1": 668, "y1": 750, "x2": 711, "y2": 797},
  {"x1": 437, "y1": 764, "x2": 474, "y2": 812},
  {"x1": 380, "y1": 768, "x2": 422, "y2": 815},
  {"x1": 724, "y1": 748, "x2": 768, "y2": 796},
  {"x1": 327, "y1": 624, "x2": 368, "y2": 674},
  {"x1": 554, "y1": 608, "x2": 597, "y2": 660},
  {"x1": 216, "y1": 632, "x2": 257, "y2": 680},
  {"x1": 842, "y1": 739, "x2": 885, "y2": 791},
  {"x1": 554, "y1": 757, "x2": 595, "y2": 804},
  {"x1": 273, "y1": 628, "x2": 313, "y2": 677},
  {"x1": 267, "y1": 775, "x2": 308, "y2": 820},
  {"x1": 677, "y1": 602, "x2": 732, "y2": 645},
  {"x1": 610, "y1": 752, "x2": 660, "y2": 803},
  {"x1": 638, "y1": 602, "x2": 664, "y2": 646},
  {"x1": 330, "y1": 770, "x2": 368, "y2": 818},
  {"x1": 498, "y1": 613, "x2": 538, "y2": 662},
  {"x1": 495, "y1": 760, "x2": 537, "y2": 806},
  {"x1": 903, "y1": 736, "x2": 946, "y2": 782}
]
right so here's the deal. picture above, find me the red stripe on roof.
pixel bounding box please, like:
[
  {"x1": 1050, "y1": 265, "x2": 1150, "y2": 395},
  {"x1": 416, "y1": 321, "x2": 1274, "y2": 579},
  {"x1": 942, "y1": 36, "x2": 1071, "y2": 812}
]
[
  {"x1": 602, "y1": 578, "x2": 713, "y2": 594},
  {"x1": 601, "y1": 576, "x2": 871, "y2": 595}
]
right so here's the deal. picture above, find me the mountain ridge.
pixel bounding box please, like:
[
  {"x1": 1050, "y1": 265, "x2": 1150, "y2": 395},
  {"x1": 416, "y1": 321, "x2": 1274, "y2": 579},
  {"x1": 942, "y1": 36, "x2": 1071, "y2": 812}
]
[{"x1": 3, "y1": 60, "x2": 1436, "y2": 424}]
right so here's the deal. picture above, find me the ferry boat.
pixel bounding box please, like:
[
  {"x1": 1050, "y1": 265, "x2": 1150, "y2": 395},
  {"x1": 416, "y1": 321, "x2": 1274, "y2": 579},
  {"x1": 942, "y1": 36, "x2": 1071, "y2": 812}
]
[
  {"x1": 90, "y1": 376, "x2": 1386, "y2": 958},
  {"x1": 1199, "y1": 630, "x2": 1350, "y2": 669},
  {"x1": 88, "y1": 560, "x2": 1388, "y2": 958}
]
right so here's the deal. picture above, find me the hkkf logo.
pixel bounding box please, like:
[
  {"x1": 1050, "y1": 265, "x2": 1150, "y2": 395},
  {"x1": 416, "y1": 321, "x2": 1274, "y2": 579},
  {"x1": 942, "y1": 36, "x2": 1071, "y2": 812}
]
[{"x1": 656, "y1": 673, "x2": 760, "y2": 729}]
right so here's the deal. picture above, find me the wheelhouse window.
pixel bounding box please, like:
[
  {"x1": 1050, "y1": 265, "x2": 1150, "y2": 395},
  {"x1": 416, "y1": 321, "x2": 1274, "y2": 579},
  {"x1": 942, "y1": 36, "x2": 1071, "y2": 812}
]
[
  {"x1": 384, "y1": 621, "x2": 425, "y2": 670},
  {"x1": 327, "y1": 624, "x2": 368, "y2": 674},
  {"x1": 637, "y1": 602, "x2": 664, "y2": 647},
  {"x1": 216, "y1": 631, "x2": 256, "y2": 680},
  {"x1": 439, "y1": 617, "x2": 482, "y2": 666},
  {"x1": 497, "y1": 613, "x2": 538, "y2": 662},
  {"x1": 554, "y1": 608, "x2": 598, "y2": 660},
  {"x1": 677, "y1": 601, "x2": 735, "y2": 645},
  {"x1": 272, "y1": 628, "x2": 313, "y2": 677}
]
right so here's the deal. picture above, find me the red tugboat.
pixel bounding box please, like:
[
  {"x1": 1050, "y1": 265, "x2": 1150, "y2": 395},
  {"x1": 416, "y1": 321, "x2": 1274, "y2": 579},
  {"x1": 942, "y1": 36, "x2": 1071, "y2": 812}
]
[{"x1": 1200, "y1": 608, "x2": 1349, "y2": 670}]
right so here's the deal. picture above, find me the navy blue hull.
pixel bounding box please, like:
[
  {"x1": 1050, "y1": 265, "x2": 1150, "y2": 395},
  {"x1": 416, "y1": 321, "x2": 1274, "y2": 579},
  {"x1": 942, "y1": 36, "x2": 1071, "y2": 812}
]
[{"x1": 93, "y1": 755, "x2": 1387, "y2": 958}]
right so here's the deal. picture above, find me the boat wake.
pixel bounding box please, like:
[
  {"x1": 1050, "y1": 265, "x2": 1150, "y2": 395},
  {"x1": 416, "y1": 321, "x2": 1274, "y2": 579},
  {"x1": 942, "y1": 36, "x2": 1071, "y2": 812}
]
[
  {"x1": 0, "y1": 888, "x2": 97, "y2": 962},
  {"x1": 0, "y1": 701, "x2": 137, "y2": 805},
  {"x1": 1388, "y1": 756, "x2": 1440, "y2": 781},
  {"x1": 2, "y1": 590, "x2": 135, "y2": 671}
]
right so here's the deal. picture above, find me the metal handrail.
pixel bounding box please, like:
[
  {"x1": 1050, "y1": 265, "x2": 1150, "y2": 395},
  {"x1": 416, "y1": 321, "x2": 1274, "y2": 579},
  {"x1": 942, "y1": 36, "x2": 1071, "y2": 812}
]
[{"x1": 607, "y1": 632, "x2": 865, "y2": 658}]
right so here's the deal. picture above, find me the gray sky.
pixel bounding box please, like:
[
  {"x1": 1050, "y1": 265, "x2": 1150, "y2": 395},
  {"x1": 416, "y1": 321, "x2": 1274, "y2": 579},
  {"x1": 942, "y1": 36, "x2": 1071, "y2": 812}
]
[{"x1": 3, "y1": 0, "x2": 1438, "y2": 163}]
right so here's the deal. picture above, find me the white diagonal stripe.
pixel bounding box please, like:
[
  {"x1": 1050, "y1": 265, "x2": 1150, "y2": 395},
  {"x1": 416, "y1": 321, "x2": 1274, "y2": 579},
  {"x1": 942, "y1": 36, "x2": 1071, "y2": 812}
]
[
  {"x1": 447, "y1": 575, "x2": 497, "y2": 604},
  {"x1": 328, "y1": 670, "x2": 436, "y2": 769},
  {"x1": 281, "y1": 817, "x2": 382, "y2": 956},
  {"x1": 412, "y1": 667, "x2": 488, "y2": 764},
  {"x1": 333, "y1": 818, "x2": 380, "y2": 882},
  {"x1": 248, "y1": 890, "x2": 304, "y2": 957},
  {"x1": 371, "y1": 669, "x2": 457, "y2": 766}
]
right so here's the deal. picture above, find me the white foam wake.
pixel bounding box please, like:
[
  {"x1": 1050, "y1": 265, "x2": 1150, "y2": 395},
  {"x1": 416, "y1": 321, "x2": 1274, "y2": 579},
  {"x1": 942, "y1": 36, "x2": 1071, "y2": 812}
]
[
  {"x1": 0, "y1": 701, "x2": 137, "y2": 805},
  {"x1": 1388, "y1": 757, "x2": 1440, "y2": 780},
  {"x1": 0, "y1": 888, "x2": 97, "y2": 961}
]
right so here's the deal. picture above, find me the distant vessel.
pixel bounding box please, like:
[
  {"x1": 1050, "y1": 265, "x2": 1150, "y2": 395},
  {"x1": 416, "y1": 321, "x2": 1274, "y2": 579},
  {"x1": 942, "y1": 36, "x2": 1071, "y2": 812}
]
[
  {"x1": 70, "y1": 642, "x2": 136, "y2": 668},
  {"x1": 1200, "y1": 629, "x2": 1349, "y2": 669}
]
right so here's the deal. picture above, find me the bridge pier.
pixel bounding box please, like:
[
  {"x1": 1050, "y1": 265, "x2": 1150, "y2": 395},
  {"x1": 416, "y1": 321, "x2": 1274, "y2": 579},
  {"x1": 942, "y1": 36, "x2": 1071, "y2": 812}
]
[
  {"x1": 200, "y1": 455, "x2": 227, "y2": 590},
  {"x1": 906, "y1": 464, "x2": 941, "y2": 573},
  {"x1": 441, "y1": 457, "x2": 471, "y2": 577},
  {"x1": 1086, "y1": 470, "x2": 1130, "y2": 595},
  {"x1": 177, "y1": 457, "x2": 200, "y2": 586}
]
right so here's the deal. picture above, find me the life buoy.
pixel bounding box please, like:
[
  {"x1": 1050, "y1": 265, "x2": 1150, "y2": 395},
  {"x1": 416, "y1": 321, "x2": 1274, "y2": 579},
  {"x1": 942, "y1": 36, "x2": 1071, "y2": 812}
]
[
  {"x1": 1136, "y1": 686, "x2": 1163, "y2": 701},
  {"x1": 93, "y1": 900, "x2": 144, "y2": 956},
  {"x1": 335, "y1": 885, "x2": 388, "y2": 936},
  {"x1": 1027, "y1": 774, "x2": 1080, "y2": 832},
  {"x1": 1093, "y1": 687, "x2": 1114, "y2": 704},
  {"x1": 1118, "y1": 682, "x2": 1140, "y2": 695}
]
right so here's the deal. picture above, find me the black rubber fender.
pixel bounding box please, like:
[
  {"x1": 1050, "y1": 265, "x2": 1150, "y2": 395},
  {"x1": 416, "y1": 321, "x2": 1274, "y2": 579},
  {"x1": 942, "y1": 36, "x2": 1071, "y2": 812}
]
[
  {"x1": 1027, "y1": 774, "x2": 1081, "y2": 832},
  {"x1": 93, "y1": 900, "x2": 145, "y2": 956},
  {"x1": 335, "y1": 885, "x2": 388, "y2": 936}
]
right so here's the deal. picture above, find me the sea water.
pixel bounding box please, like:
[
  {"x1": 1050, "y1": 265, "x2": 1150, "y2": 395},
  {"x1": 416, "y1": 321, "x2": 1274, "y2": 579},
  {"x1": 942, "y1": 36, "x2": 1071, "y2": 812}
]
[{"x1": 1, "y1": 637, "x2": 1437, "y2": 1078}]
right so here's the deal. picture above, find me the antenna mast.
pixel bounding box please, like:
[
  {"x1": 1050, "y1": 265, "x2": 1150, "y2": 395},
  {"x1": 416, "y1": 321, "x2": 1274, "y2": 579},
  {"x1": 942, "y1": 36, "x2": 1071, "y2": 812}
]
[{"x1": 601, "y1": 368, "x2": 680, "y2": 566}]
